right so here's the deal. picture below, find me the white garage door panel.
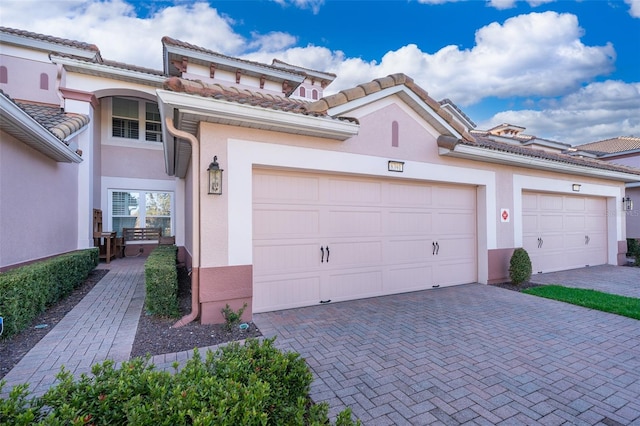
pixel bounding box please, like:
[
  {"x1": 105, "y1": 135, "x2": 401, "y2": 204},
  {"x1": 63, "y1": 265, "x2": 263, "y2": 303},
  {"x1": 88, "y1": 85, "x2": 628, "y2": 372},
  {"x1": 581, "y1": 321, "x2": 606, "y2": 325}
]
[
  {"x1": 324, "y1": 270, "x2": 383, "y2": 301},
  {"x1": 388, "y1": 211, "x2": 433, "y2": 234},
  {"x1": 523, "y1": 192, "x2": 607, "y2": 273},
  {"x1": 253, "y1": 242, "x2": 319, "y2": 275},
  {"x1": 327, "y1": 241, "x2": 382, "y2": 267},
  {"x1": 254, "y1": 276, "x2": 320, "y2": 312},
  {"x1": 386, "y1": 265, "x2": 433, "y2": 292},
  {"x1": 253, "y1": 170, "x2": 477, "y2": 312},
  {"x1": 326, "y1": 210, "x2": 381, "y2": 235},
  {"x1": 253, "y1": 208, "x2": 320, "y2": 237}
]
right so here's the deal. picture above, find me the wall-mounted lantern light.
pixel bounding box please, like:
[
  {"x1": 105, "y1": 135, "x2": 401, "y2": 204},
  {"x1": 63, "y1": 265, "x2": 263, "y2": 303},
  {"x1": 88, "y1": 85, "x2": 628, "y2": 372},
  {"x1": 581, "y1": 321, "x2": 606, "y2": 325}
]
[
  {"x1": 622, "y1": 196, "x2": 633, "y2": 211},
  {"x1": 572, "y1": 184, "x2": 581, "y2": 192},
  {"x1": 207, "y1": 156, "x2": 223, "y2": 195}
]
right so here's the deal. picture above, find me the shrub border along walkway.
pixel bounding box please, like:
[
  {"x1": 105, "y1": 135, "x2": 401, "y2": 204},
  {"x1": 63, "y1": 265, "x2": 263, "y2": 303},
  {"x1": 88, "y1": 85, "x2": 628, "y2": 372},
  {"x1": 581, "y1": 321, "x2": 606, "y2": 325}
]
[{"x1": 523, "y1": 285, "x2": 640, "y2": 320}]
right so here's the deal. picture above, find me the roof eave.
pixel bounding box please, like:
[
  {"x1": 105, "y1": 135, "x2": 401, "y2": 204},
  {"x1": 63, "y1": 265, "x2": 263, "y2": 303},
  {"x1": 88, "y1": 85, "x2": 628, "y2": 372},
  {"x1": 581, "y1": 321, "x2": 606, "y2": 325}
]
[
  {"x1": 0, "y1": 32, "x2": 98, "y2": 60},
  {"x1": 157, "y1": 89, "x2": 359, "y2": 178},
  {"x1": 439, "y1": 142, "x2": 640, "y2": 183},
  {"x1": 51, "y1": 55, "x2": 165, "y2": 87},
  {"x1": 327, "y1": 85, "x2": 464, "y2": 140},
  {"x1": 0, "y1": 96, "x2": 83, "y2": 163},
  {"x1": 164, "y1": 45, "x2": 306, "y2": 84}
]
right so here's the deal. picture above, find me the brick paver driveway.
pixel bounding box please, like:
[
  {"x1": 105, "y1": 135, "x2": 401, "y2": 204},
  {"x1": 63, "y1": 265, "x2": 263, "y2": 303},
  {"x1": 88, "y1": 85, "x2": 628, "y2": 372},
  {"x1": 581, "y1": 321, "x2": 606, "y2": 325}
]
[{"x1": 254, "y1": 281, "x2": 640, "y2": 425}]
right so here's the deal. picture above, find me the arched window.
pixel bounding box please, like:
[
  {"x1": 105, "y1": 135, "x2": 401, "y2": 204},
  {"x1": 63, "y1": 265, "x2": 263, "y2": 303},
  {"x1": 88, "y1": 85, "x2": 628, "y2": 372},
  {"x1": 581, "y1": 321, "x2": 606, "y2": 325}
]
[
  {"x1": 299, "y1": 86, "x2": 306, "y2": 97},
  {"x1": 392, "y1": 121, "x2": 399, "y2": 147},
  {"x1": 312, "y1": 89, "x2": 318, "y2": 100},
  {"x1": 40, "y1": 73, "x2": 49, "y2": 90},
  {"x1": 0, "y1": 66, "x2": 7, "y2": 84}
]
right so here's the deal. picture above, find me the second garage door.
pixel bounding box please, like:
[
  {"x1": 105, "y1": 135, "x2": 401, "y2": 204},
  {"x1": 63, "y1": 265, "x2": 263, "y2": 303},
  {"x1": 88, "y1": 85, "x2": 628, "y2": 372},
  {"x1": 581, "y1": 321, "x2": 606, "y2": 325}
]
[
  {"x1": 252, "y1": 169, "x2": 477, "y2": 313},
  {"x1": 523, "y1": 192, "x2": 607, "y2": 274}
]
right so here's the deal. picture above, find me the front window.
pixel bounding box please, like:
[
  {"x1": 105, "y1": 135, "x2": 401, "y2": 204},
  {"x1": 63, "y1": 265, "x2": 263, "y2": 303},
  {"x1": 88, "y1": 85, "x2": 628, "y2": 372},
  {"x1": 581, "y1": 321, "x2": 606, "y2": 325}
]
[
  {"x1": 110, "y1": 190, "x2": 173, "y2": 237},
  {"x1": 111, "y1": 97, "x2": 161, "y2": 143}
]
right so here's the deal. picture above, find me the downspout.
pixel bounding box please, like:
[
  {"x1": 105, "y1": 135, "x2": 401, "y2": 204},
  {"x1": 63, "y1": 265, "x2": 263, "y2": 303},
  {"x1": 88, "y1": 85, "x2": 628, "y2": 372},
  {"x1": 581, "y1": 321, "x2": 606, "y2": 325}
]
[{"x1": 164, "y1": 117, "x2": 201, "y2": 327}]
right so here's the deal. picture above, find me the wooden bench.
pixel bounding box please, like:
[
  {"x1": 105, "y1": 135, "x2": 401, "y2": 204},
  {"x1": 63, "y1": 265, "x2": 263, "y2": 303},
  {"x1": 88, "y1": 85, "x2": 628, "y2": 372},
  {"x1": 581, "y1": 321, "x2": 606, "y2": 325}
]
[{"x1": 123, "y1": 228, "x2": 162, "y2": 256}]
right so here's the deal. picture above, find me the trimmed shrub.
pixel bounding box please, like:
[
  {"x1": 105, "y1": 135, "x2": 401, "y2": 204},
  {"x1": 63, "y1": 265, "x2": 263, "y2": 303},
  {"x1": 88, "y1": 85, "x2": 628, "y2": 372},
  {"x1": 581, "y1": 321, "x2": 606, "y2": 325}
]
[
  {"x1": 0, "y1": 248, "x2": 98, "y2": 339},
  {"x1": 1, "y1": 338, "x2": 361, "y2": 425},
  {"x1": 627, "y1": 238, "x2": 640, "y2": 266},
  {"x1": 144, "y1": 245, "x2": 179, "y2": 317},
  {"x1": 509, "y1": 248, "x2": 532, "y2": 285}
]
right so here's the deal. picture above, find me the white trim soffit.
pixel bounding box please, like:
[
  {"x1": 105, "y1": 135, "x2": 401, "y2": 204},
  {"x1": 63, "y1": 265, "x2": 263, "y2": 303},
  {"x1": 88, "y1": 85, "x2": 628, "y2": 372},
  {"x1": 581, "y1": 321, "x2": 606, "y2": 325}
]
[
  {"x1": 440, "y1": 140, "x2": 640, "y2": 183},
  {"x1": 0, "y1": 96, "x2": 83, "y2": 163},
  {"x1": 156, "y1": 89, "x2": 360, "y2": 141},
  {"x1": 51, "y1": 55, "x2": 166, "y2": 87}
]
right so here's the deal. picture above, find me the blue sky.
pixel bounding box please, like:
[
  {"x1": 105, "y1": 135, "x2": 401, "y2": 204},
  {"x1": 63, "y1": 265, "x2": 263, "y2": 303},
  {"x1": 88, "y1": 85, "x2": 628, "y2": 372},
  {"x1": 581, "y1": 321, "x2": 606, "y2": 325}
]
[{"x1": 1, "y1": 0, "x2": 639, "y2": 144}]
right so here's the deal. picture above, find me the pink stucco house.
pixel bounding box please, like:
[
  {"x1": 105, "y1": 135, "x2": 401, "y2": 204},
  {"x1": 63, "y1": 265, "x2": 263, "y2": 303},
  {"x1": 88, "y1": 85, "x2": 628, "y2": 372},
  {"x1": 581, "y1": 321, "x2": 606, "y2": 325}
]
[{"x1": 1, "y1": 27, "x2": 639, "y2": 325}]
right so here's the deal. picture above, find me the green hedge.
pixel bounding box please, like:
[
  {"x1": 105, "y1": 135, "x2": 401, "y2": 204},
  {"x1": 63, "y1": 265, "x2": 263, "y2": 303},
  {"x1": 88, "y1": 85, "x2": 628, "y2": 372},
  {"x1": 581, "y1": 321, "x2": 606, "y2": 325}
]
[
  {"x1": 144, "y1": 245, "x2": 179, "y2": 318},
  {"x1": 627, "y1": 238, "x2": 640, "y2": 266},
  {"x1": 0, "y1": 248, "x2": 98, "y2": 339},
  {"x1": 0, "y1": 338, "x2": 361, "y2": 425}
]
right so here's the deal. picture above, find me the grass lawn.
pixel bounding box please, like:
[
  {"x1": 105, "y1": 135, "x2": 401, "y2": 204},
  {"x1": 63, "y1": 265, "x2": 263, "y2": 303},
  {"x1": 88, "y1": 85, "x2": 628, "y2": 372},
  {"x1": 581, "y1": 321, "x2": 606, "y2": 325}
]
[{"x1": 523, "y1": 285, "x2": 640, "y2": 320}]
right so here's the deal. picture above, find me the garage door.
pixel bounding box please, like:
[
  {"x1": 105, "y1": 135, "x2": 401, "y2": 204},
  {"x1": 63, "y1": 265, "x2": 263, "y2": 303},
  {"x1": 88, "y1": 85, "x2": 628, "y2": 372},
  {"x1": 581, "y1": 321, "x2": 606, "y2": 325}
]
[
  {"x1": 252, "y1": 169, "x2": 477, "y2": 313},
  {"x1": 523, "y1": 192, "x2": 607, "y2": 274}
]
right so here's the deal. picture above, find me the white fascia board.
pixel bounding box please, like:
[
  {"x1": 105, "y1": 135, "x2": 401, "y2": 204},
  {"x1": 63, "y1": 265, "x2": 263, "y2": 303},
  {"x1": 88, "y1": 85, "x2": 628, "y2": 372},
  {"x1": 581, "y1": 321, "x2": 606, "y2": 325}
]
[
  {"x1": 445, "y1": 144, "x2": 640, "y2": 183},
  {"x1": 156, "y1": 89, "x2": 360, "y2": 141},
  {"x1": 327, "y1": 85, "x2": 462, "y2": 139},
  {"x1": 165, "y1": 45, "x2": 305, "y2": 83},
  {"x1": 51, "y1": 55, "x2": 165, "y2": 86},
  {"x1": 0, "y1": 96, "x2": 83, "y2": 163},
  {"x1": 0, "y1": 33, "x2": 97, "y2": 59}
]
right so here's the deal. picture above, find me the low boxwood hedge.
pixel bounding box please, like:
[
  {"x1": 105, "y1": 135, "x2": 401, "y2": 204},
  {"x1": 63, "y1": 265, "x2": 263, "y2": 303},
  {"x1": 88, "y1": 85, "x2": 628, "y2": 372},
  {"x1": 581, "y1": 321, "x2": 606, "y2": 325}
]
[
  {"x1": 144, "y1": 245, "x2": 179, "y2": 318},
  {"x1": 0, "y1": 338, "x2": 360, "y2": 425},
  {"x1": 0, "y1": 248, "x2": 98, "y2": 339}
]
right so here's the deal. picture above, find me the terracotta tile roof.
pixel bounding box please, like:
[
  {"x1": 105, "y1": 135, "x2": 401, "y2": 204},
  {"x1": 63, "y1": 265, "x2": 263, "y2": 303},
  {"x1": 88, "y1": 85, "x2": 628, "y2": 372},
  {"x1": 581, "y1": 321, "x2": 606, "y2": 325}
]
[
  {"x1": 271, "y1": 59, "x2": 337, "y2": 79},
  {"x1": 575, "y1": 136, "x2": 640, "y2": 155},
  {"x1": 163, "y1": 77, "x2": 357, "y2": 123},
  {"x1": 15, "y1": 99, "x2": 90, "y2": 141},
  {"x1": 162, "y1": 37, "x2": 306, "y2": 77},
  {"x1": 51, "y1": 52, "x2": 165, "y2": 76},
  {"x1": 463, "y1": 136, "x2": 640, "y2": 176},
  {"x1": 439, "y1": 98, "x2": 476, "y2": 128},
  {"x1": 305, "y1": 73, "x2": 475, "y2": 142},
  {"x1": 0, "y1": 26, "x2": 99, "y2": 53}
]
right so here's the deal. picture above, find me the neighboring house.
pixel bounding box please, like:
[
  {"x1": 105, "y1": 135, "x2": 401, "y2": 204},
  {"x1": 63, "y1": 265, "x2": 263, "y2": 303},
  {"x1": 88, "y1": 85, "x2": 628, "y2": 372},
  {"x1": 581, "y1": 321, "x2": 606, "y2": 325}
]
[
  {"x1": 570, "y1": 137, "x2": 640, "y2": 239},
  {"x1": 2, "y1": 27, "x2": 639, "y2": 325}
]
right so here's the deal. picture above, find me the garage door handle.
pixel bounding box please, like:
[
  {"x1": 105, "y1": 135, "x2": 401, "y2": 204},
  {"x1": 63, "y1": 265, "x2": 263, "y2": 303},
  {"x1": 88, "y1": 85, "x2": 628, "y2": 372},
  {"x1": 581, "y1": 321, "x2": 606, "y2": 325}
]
[
  {"x1": 585, "y1": 235, "x2": 590, "y2": 245},
  {"x1": 326, "y1": 246, "x2": 330, "y2": 262},
  {"x1": 537, "y1": 237, "x2": 542, "y2": 248},
  {"x1": 432, "y1": 242, "x2": 436, "y2": 255},
  {"x1": 320, "y1": 246, "x2": 324, "y2": 263},
  {"x1": 435, "y1": 242, "x2": 440, "y2": 255}
]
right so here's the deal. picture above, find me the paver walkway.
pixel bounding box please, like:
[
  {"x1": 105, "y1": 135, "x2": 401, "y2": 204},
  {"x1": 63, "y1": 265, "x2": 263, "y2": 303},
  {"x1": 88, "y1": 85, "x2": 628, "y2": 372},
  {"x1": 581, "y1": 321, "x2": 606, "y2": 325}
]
[
  {"x1": 1, "y1": 257, "x2": 146, "y2": 397},
  {"x1": 255, "y1": 275, "x2": 640, "y2": 425},
  {"x1": 529, "y1": 264, "x2": 640, "y2": 298},
  {"x1": 3, "y1": 260, "x2": 639, "y2": 425}
]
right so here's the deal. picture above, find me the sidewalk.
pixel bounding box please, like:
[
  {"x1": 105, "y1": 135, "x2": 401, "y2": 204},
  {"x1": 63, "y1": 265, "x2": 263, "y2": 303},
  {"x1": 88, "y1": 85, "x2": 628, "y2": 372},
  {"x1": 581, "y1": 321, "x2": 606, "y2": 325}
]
[{"x1": 1, "y1": 257, "x2": 146, "y2": 397}]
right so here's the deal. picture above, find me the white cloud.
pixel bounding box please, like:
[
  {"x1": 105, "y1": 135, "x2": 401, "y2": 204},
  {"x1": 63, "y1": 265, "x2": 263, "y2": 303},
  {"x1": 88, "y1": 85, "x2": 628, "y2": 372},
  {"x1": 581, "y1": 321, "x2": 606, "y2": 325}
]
[
  {"x1": 270, "y1": 0, "x2": 325, "y2": 14},
  {"x1": 0, "y1": 2, "x2": 632, "y2": 144},
  {"x1": 261, "y1": 12, "x2": 615, "y2": 107},
  {"x1": 479, "y1": 81, "x2": 640, "y2": 144},
  {"x1": 625, "y1": 0, "x2": 640, "y2": 18},
  {"x1": 0, "y1": 0, "x2": 245, "y2": 70}
]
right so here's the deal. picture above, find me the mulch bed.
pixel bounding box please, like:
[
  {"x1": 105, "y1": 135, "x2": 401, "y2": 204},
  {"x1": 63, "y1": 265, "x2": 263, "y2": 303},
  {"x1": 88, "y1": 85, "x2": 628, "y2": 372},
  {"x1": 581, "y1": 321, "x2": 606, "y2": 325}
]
[{"x1": 1, "y1": 266, "x2": 261, "y2": 380}]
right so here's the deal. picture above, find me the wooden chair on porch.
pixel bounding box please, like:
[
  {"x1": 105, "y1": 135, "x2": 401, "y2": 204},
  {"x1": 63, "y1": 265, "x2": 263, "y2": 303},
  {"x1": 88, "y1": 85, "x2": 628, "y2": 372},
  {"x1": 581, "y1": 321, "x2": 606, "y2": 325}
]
[{"x1": 93, "y1": 209, "x2": 117, "y2": 263}]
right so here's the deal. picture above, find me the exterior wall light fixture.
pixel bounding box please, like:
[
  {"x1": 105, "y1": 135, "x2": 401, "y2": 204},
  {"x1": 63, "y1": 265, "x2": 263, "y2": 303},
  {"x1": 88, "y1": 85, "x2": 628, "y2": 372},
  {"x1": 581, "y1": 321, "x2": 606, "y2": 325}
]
[
  {"x1": 207, "y1": 156, "x2": 223, "y2": 195},
  {"x1": 623, "y1": 196, "x2": 633, "y2": 211},
  {"x1": 572, "y1": 184, "x2": 581, "y2": 192}
]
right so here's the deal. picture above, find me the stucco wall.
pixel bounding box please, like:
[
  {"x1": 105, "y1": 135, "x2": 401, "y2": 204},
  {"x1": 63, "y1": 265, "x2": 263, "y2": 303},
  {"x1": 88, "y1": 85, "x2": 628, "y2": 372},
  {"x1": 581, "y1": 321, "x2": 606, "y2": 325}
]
[
  {"x1": 0, "y1": 131, "x2": 79, "y2": 269},
  {"x1": 0, "y1": 54, "x2": 61, "y2": 105},
  {"x1": 626, "y1": 186, "x2": 640, "y2": 239}
]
